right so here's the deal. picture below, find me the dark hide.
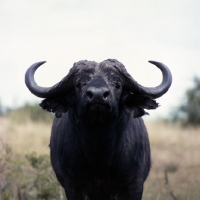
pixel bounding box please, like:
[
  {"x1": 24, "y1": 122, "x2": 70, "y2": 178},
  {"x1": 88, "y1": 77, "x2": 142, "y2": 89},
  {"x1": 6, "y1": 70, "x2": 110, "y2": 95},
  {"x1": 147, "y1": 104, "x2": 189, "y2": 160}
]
[
  {"x1": 49, "y1": 110, "x2": 151, "y2": 200},
  {"x1": 25, "y1": 59, "x2": 171, "y2": 200}
]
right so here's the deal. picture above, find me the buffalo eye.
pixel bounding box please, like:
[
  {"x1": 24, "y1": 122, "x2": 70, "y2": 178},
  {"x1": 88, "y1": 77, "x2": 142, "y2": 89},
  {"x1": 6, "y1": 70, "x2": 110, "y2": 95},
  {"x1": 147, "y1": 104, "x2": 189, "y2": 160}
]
[
  {"x1": 111, "y1": 76, "x2": 122, "y2": 89},
  {"x1": 76, "y1": 82, "x2": 81, "y2": 88},
  {"x1": 113, "y1": 80, "x2": 122, "y2": 89},
  {"x1": 76, "y1": 83, "x2": 81, "y2": 88},
  {"x1": 114, "y1": 82, "x2": 121, "y2": 89},
  {"x1": 76, "y1": 81, "x2": 87, "y2": 89}
]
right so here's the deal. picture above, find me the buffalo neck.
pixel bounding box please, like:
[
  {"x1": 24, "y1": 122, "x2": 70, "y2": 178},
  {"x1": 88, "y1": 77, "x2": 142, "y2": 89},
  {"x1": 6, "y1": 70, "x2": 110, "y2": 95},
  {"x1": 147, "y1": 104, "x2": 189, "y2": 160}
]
[{"x1": 72, "y1": 110, "x2": 129, "y2": 166}]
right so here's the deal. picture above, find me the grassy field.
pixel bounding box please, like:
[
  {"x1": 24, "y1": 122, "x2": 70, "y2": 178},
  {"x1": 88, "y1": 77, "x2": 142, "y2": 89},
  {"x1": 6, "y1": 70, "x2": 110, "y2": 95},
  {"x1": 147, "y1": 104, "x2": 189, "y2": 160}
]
[
  {"x1": 0, "y1": 116, "x2": 200, "y2": 199},
  {"x1": 144, "y1": 121, "x2": 200, "y2": 200}
]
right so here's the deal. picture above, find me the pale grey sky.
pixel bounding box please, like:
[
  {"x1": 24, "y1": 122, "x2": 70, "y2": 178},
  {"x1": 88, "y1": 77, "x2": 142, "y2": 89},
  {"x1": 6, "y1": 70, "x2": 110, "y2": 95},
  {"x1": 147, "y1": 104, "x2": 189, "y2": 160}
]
[{"x1": 1, "y1": 0, "x2": 200, "y2": 117}]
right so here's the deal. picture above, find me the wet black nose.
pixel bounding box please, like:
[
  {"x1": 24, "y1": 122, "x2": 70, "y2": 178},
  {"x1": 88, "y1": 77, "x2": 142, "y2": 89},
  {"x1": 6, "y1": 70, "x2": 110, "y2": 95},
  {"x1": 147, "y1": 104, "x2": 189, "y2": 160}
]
[{"x1": 87, "y1": 86, "x2": 110, "y2": 102}]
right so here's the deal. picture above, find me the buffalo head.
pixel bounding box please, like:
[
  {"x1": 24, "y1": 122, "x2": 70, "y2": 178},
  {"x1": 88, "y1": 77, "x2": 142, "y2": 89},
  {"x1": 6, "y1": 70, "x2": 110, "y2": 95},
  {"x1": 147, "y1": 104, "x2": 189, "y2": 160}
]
[{"x1": 25, "y1": 59, "x2": 172, "y2": 121}]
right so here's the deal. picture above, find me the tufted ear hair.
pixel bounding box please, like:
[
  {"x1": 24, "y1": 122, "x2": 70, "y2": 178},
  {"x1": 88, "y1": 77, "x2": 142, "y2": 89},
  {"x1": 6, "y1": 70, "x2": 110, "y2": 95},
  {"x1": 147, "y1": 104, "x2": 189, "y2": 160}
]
[
  {"x1": 125, "y1": 94, "x2": 159, "y2": 118},
  {"x1": 39, "y1": 91, "x2": 75, "y2": 118}
]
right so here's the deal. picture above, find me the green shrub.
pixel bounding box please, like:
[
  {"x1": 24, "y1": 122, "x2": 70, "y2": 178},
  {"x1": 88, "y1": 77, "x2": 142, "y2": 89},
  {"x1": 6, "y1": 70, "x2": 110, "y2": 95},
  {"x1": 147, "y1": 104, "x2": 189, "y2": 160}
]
[{"x1": 0, "y1": 143, "x2": 66, "y2": 200}]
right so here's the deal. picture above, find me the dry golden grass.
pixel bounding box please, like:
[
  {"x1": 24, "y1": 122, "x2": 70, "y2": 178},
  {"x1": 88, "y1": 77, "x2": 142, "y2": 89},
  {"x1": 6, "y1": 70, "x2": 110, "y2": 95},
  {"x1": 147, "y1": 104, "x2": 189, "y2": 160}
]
[
  {"x1": 0, "y1": 117, "x2": 51, "y2": 155},
  {"x1": 143, "y1": 121, "x2": 200, "y2": 200},
  {"x1": 0, "y1": 116, "x2": 200, "y2": 199}
]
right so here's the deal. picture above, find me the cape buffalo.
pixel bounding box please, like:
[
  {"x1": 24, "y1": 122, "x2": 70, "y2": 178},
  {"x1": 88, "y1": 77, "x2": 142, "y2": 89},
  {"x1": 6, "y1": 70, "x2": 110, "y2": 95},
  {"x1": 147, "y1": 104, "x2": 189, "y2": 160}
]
[{"x1": 25, "y1": 59, "x2": 172, "y2": 200}]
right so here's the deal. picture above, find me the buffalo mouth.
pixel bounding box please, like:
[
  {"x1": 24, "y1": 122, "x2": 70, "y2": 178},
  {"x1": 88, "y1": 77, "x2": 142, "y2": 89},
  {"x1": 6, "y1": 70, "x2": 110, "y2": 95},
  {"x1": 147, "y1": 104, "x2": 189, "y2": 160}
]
[{"x1": 86, "y1": 103, "x2": 111, "y2": 113}]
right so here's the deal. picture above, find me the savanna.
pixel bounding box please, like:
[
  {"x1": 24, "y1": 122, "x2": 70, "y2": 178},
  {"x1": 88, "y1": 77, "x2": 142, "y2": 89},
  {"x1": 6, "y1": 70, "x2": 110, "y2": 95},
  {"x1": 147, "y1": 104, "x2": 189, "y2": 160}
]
[{"x1": 0, "y1": 105, "x2": 199, "y2": 200}]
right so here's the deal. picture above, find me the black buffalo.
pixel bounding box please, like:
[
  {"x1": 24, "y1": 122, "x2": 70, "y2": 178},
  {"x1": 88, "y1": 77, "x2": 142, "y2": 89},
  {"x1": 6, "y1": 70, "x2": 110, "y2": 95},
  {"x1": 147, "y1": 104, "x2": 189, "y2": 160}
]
[{"x1": 25, "y1": 59, "x2": 172, "y2": 200}]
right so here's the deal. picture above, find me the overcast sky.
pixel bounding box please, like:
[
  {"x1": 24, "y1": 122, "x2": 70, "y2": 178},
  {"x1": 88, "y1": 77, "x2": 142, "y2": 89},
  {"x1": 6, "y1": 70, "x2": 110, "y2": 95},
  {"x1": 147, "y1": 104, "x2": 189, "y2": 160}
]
[{"x1": 1, "y1": 0, "x2": 199, "y2": 118}]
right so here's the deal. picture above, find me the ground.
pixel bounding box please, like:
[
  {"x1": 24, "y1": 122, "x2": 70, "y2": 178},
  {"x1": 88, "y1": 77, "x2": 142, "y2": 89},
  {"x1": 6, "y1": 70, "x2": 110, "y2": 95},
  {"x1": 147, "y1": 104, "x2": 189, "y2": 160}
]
[{"x1": 0, "y1": 117, "x2": 199, "y2": 200}]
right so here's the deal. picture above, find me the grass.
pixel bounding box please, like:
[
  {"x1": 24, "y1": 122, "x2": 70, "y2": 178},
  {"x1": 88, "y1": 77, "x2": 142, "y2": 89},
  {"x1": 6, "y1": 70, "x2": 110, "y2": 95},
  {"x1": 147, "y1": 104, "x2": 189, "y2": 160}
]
[
  {"x1": 0, "y1": 117, "x2": 65, "y2": 200},
  {"x1": 0, "y1": 115, "x2": 200, "y2": 199},
  {"x1": 0, "y1": 117, "x2": 51, "y2": 155},
  {"x1": 143, "y1": 121, "x2": 200, "y2": 200}
]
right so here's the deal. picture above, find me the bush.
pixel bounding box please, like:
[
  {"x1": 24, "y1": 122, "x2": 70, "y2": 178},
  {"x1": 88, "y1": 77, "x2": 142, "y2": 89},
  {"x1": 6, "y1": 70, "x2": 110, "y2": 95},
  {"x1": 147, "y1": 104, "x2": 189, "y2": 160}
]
[
  {"x1": 0, "y1": 143, "x2": 65, "y2": 200},
  {"x1": 172, "y1": 77, "x2": 200, "y2": 126},
  {"x1": 7, "y1": 103, "x2": 53, "y2": 124}
]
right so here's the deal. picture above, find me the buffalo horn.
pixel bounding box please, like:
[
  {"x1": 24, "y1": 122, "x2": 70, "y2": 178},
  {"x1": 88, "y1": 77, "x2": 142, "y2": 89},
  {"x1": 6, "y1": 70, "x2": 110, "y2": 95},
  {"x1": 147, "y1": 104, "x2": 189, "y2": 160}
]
[
  {"x1": 140, "y1": 61, "x2": 172, "y2": 99},
  {"x1": 25, "y1": 61, "x2": 75, "y2": 98},
  {"x1": 129, "y1": 61, "x2": 172, "y2": 99}
]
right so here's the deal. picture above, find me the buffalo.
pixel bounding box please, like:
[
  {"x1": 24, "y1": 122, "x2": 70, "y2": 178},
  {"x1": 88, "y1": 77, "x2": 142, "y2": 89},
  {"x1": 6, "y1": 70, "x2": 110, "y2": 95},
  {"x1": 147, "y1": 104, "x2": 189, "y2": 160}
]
[{"x1": 25, "y1": 59, "x2": 172, "y2": 200}]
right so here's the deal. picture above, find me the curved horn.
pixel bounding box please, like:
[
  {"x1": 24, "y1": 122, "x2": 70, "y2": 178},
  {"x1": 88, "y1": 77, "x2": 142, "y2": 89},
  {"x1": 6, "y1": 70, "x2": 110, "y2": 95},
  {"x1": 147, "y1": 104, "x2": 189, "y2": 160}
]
[
  {"x1": 25, "y1": 61, "x2": 75, "y2": 98},
  {"x1": 110, "y1": 59, "x2": 172, "y2": 99},
  {"x1": 25, "y1": 61, "x2": 52, "y2": 98},
  {"x1": 136, "y1": 61, "x2": 172, "y2": 99}
]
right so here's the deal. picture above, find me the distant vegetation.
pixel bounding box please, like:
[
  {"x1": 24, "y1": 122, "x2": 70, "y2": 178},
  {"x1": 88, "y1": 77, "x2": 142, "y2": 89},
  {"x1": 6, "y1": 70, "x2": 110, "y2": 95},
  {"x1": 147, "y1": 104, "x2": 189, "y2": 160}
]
[
  {"x1": 7, "y1": 103, "x2": 53, "y2": 124},
  {"x1": 172, "y1": 77, "x2": 200, "y2": 126}
]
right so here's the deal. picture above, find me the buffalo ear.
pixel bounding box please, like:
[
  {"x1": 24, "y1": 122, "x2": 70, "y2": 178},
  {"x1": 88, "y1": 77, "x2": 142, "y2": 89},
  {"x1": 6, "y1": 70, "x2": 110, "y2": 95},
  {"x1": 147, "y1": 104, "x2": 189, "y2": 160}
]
[
  {"x1": 125, "y1": 94, "x2": 159, "y2": 118},
  {"x1": 39, "y1": 93, "x2": 75, "y2": 118}
]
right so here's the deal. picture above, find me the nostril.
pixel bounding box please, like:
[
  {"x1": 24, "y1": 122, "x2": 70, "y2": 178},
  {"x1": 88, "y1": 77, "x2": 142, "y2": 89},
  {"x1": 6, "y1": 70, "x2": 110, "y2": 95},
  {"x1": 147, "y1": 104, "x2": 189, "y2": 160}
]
[
  {"x1": 87, "y1": 91, "x2": 93, "y2": 100},
  {"x1": 103, "y1": 91, "x2": 110, "y2": 99}
]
